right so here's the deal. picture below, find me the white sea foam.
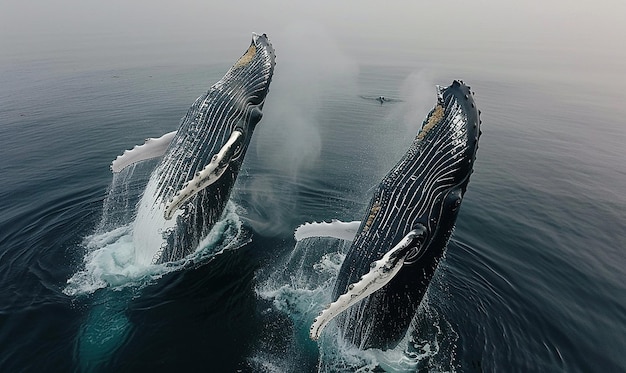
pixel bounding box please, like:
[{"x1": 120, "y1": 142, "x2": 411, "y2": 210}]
[
  {"x1": 65, "y1": 155, "x2": 247, "y2": 297},
  {"x1": 64, "y1": 203, "x2": 246, "y2": 296},
  {"x1": 64, "y1": 224, "x2": 169, "y2": 296}
]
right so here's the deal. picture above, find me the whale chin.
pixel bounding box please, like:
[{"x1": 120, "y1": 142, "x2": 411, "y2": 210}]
[{"x1": 311, "y1": 80, "x2": 482, "y2": 350}]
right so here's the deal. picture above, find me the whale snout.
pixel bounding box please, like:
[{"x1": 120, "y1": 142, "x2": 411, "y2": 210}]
[{"x1": 422, "y1": 80, "x2": 481, "y2": 189}]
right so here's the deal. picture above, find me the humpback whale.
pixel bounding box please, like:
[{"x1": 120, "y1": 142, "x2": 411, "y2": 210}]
[
  {"x1": 359, "y1": 95, "x2": 403, "y2": 105},
  {"x1": 310, "y1": 80, "x2": 481, "y2": 350},
  {"x1": 111, "y1": 33, "x2": 276, "y2": 265}
]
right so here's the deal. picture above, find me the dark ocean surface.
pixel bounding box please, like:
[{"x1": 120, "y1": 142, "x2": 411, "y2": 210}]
[{"x1": 1, "y1": 21, "x2": 625, "y2": 373}]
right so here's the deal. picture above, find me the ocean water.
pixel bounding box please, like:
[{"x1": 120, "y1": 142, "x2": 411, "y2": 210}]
[{"x1": 1, "y1": 20, "x2": 626, "y2": 373}]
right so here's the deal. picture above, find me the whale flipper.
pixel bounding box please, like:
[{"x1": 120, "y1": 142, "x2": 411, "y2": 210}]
[
  {"x1": 111, "y1": 130, "x2": 177, "y2": 173},
  {"x1": 310, "y1": 225, "x2": 427, "y2": 340},
  {"x1": 294, "y1": 220, "x2": 362, "y2": 242}
]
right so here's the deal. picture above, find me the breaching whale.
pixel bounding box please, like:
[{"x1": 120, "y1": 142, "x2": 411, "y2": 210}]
[
  {"x1": 309, "y1": 80, "x2": 481, "y2": 350},
  {"x1": 111, "y1": 33, "x2": 276, "y2": 265}
]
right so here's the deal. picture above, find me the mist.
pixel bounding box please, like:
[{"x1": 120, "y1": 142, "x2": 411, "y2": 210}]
[
  {"x1": 236, "y1": 22, "x2": 359, "y2": 236},
  {"x1": 258, "y1": 23, "x2": 358, "y2": 175}
]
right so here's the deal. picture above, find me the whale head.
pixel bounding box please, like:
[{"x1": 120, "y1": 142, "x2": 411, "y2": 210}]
[
  {"x1": 397, "y1": 80, "x2": 481, "y2": 263},
  {"x1": 225, "y1": 33, "x2": 276, "y2": 139}
]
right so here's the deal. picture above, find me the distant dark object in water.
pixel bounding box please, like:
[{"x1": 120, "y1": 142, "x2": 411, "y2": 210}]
[
  {"x1": 359, "y1": 95, "x2": 403, "y2": 105},
  {"x1": 311, "y1": 80, "x2": 482, "y2": 350}
]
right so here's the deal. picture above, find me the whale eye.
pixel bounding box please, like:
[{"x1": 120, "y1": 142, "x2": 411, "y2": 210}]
[{"x1": 249, "y1": 107, "x2": 263, "y2": 126}]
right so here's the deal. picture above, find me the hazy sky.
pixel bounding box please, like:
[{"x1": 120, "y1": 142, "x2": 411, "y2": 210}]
[
  {"x1": 2, "y1": 0, "x2": 624, "y2": 55},
  {"x1": 1, "y1": 0, "x2": 625, "y2": 90}
]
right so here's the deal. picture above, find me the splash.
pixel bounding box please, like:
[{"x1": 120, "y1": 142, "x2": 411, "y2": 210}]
[
  {"x1": 65, "y1": 204, "x2": 246, "y2": 296},
  {"x1": 130, "y1": 168, "x2": 179, "y2": 266},
  {"x1": 66, "y1": 158, "x2": 249, "y2": 372},
  {"x1": 254, "y1": 221, "x2": 458, "y2": 372},
  {"x1": 254, "y1": 235, "x2": 348, "y2": 372},
  {"x1": 65, "y1": 162, "x2": 248, "y2": 296}
]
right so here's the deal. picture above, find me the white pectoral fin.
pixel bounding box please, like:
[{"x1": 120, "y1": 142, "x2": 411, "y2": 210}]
[
  {"x1": 111, "y1": 131, "x2": 177, "y2": 173},
  {"x1": 309, "y1": 226, "x2": 427, "y2": 341},
  {"x1": 294, "y1": 220, "x2": 362, "y2": 242},
  {"x1": 163, "y1": 130, "x2": 243, "y2": 220}
]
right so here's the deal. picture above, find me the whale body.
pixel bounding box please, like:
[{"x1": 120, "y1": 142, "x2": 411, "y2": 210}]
[
  {"x1": 310, "y1": 80, "x2": 481, "y2": 350},
  {"x1": 112, "y1": 33, "x2": 275, "y2": 265}
]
